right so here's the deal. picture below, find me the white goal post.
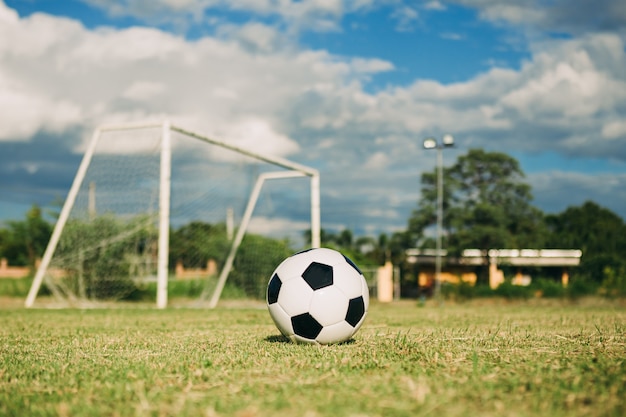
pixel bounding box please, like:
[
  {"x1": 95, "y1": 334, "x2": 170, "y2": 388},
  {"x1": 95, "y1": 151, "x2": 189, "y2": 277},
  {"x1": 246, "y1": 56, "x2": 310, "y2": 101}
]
[{"x1": 25, "y1": 120, "x2": 320, "y2": 308}]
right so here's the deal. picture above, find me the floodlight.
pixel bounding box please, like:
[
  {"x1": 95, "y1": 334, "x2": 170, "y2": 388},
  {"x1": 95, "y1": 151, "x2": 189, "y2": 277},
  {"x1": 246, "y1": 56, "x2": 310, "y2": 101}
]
[
  {"x1": 442, "y1": 134, "x2": 455, "y2": 147},
  {"x1": 423, "y1": 137, "x2": 437, "y2": 149}
]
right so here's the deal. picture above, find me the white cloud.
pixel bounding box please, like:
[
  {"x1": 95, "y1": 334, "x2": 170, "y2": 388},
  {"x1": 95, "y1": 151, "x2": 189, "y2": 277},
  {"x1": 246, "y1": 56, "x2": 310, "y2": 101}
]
[
  {"x1": 122, "y1": 81, "x2": 166, "y2": 101},
  {"x1": 0, "y1": 0, "x2": 17, "y2": 23},
  {"x1": 424, "y1": 1, "x2": 446, "y2": 11},
  {"x1": 91, "y1": 127, "x2": 163, "y2": 155},
  {"x1": 391, "y1": 6, "x2": 420, "y2": 32},
  {"x1": 475, "y1": 2, "x2": 544, "y2": 26},
  {"x1": 214, "y1": 117, "x2": 301, "y2": 158},
  {"x1": 219, "y1": 22, "x2": 282, "y2": 53},
  {"x1": 248, "y1": 216, "x2": 311, "y2": 247},
  {"x1": 602, "y1": 121, "x2": 626, "y2": 140},
  {"x1": 363, "y1": 151, "x2": 389, "y2": 169},
  {"x1": 454, "y1": 0, "x2": 626, "y2": 36},
  {"x1": 530, "y1": 170, "x2": 626, "y2": 217},
  {"x1": 0, "y1": 74, "x2": 82, "y2": 140}
]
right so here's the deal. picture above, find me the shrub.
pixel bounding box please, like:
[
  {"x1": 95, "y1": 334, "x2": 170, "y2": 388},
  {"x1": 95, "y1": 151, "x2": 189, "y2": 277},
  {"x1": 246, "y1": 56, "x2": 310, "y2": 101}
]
[
  {"x1": 440, "y1": 281, "x2": 477, "y2": 301},
  {"x1": 566, "y1": 278, "x2": 598, "y2": 299},
  {"x1": 600, "y1": 265, "x2": 626, "y2": 298},
  {"x1": 531, "y1": 278, "x2": 565, "y2": 298},
  {"x1": 0, "y1": 277, "x2": 32, "y2": 297},
  {"x1": 493, "y1": 281, "x2": 532, "y2": 299},
  {"x1": 473, "y1": 284, "x2": 495, "y2": 298}
]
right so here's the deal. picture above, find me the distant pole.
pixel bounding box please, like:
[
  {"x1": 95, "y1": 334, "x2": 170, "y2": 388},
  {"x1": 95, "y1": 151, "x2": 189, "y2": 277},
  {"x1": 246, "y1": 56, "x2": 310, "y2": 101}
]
[
  {"x1": 310, "y1": 173, "x2": 321, "y2": 248},
  {"x1": 88, "y1": 181, "x2": 96, "y2": 220},
  {"x1": 226, "y1": 207, "x2": 234, "y2": 241},
  {"x1": 423, "y1": 134, "x2": 454, "y2": 303},
  {"x1": 435, "y1": 146, "x2": 443, "y2": 302}
]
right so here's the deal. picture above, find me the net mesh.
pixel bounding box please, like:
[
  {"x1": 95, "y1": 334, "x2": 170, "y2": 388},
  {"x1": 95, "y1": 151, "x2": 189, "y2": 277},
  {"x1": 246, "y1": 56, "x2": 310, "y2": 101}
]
[{"x1": 38, "y1": 126, "x2": 313, "y2": 306}]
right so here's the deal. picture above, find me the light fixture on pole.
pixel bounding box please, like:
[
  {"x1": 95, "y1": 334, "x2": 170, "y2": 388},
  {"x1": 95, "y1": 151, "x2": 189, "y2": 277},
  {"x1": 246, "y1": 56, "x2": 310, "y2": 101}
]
[{"x1": 423, "y1": 134, "x2": 454, "y2": 302}]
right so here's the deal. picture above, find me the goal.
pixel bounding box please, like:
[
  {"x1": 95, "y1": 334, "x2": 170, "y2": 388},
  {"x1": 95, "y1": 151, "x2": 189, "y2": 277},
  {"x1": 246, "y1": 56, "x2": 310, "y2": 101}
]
[{"x1": 25, "y1": 121, "x2": 320, "y2": 308}]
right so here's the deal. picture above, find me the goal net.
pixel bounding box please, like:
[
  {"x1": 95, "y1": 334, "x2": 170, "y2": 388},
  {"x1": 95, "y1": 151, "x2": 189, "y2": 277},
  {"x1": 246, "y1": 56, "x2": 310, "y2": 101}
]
[{"x1": 25, "y1": 121, "x2": 320, "y2": 308}]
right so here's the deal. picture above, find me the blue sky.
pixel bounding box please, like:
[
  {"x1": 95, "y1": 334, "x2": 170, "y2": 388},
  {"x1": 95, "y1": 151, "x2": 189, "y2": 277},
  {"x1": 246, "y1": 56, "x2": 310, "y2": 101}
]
[{"x1": 1, "y1": 0, "x2": 625, "y2": 239}]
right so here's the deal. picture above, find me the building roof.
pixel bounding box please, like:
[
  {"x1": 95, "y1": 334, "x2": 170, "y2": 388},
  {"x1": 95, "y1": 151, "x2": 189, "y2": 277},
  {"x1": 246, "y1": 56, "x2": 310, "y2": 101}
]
[{"x1": 406, "y1": 248, "x2": 582, "y2": 267}]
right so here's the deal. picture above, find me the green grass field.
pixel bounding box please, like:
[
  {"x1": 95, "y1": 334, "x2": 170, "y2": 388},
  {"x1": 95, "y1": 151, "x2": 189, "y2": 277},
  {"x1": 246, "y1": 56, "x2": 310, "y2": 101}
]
[{"x1": 1, "y1": 300, "x2": 625, "y2": 417}]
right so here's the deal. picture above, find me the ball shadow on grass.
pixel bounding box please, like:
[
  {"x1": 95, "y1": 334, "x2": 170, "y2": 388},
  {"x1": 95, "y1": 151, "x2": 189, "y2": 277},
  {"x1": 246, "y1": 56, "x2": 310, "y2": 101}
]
[
  {"x1": 264, "y1": 334, "x2": 290, "y2": 343},
  {"x1": 264, "y1": 334, "x2": 357, "y2": 345}
]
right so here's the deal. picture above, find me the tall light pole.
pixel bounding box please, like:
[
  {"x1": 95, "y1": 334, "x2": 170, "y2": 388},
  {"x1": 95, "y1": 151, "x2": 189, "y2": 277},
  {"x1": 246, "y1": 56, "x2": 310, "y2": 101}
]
[{"x1": 423, "y1": 134, "x2": 454, "y2": 302}]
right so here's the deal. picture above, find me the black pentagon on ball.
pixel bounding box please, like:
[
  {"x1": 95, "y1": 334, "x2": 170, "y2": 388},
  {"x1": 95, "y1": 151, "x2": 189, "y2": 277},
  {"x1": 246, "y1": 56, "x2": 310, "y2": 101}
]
[
  {"x1": 302, "y1": 262, "x2": 333, "y2": 290},
  {"x1": 291, "y1": 313, "x2": 324, "y2": 339},
  {"x1": 267, "y1": 273, "x2": 282, "y2": 305},
  {"x1": 345, "y1": 296, "x2": 365, "y2": 327}
]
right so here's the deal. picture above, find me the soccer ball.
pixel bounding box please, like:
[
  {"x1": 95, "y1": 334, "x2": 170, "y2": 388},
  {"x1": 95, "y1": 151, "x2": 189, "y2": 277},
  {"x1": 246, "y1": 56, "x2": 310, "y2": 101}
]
[{"x1": 266, "y1": 247, "x2": 369, "y2": 344}]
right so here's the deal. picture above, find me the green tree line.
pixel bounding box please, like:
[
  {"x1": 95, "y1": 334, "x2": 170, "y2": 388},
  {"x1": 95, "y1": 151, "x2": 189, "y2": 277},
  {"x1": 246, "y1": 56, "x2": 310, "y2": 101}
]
[
  {"x1": 2, "y1": 148, "x2": 625, "y2": 298},
  {"x1": 316, "y1": 149, "x2": 626, "y2": 297}
]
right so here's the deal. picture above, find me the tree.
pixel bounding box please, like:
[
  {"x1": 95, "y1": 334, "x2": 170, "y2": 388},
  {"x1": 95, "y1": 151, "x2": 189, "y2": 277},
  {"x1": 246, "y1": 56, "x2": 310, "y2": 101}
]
[
  {"x1": 545, "y1": 201, "x2": 626, "y2": 285},
  {"x1": 408, "y1": 149, "x2": 544, "y2": 253},
  {"x1": 447, "y1": 149, "x2": 546, "y2": 251},
  {"x1": 169, "y1": 221, "x2": 231, "y2": 270},
  {"x1": 407, "y1": 149, "x2": 545, "y2": 284},
  {"x1": 305, "y1": 228, "x2": 355, "y2": 252},
  {"x1": 0, "y1": 205, "x2": 53, "y2": 266}
]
